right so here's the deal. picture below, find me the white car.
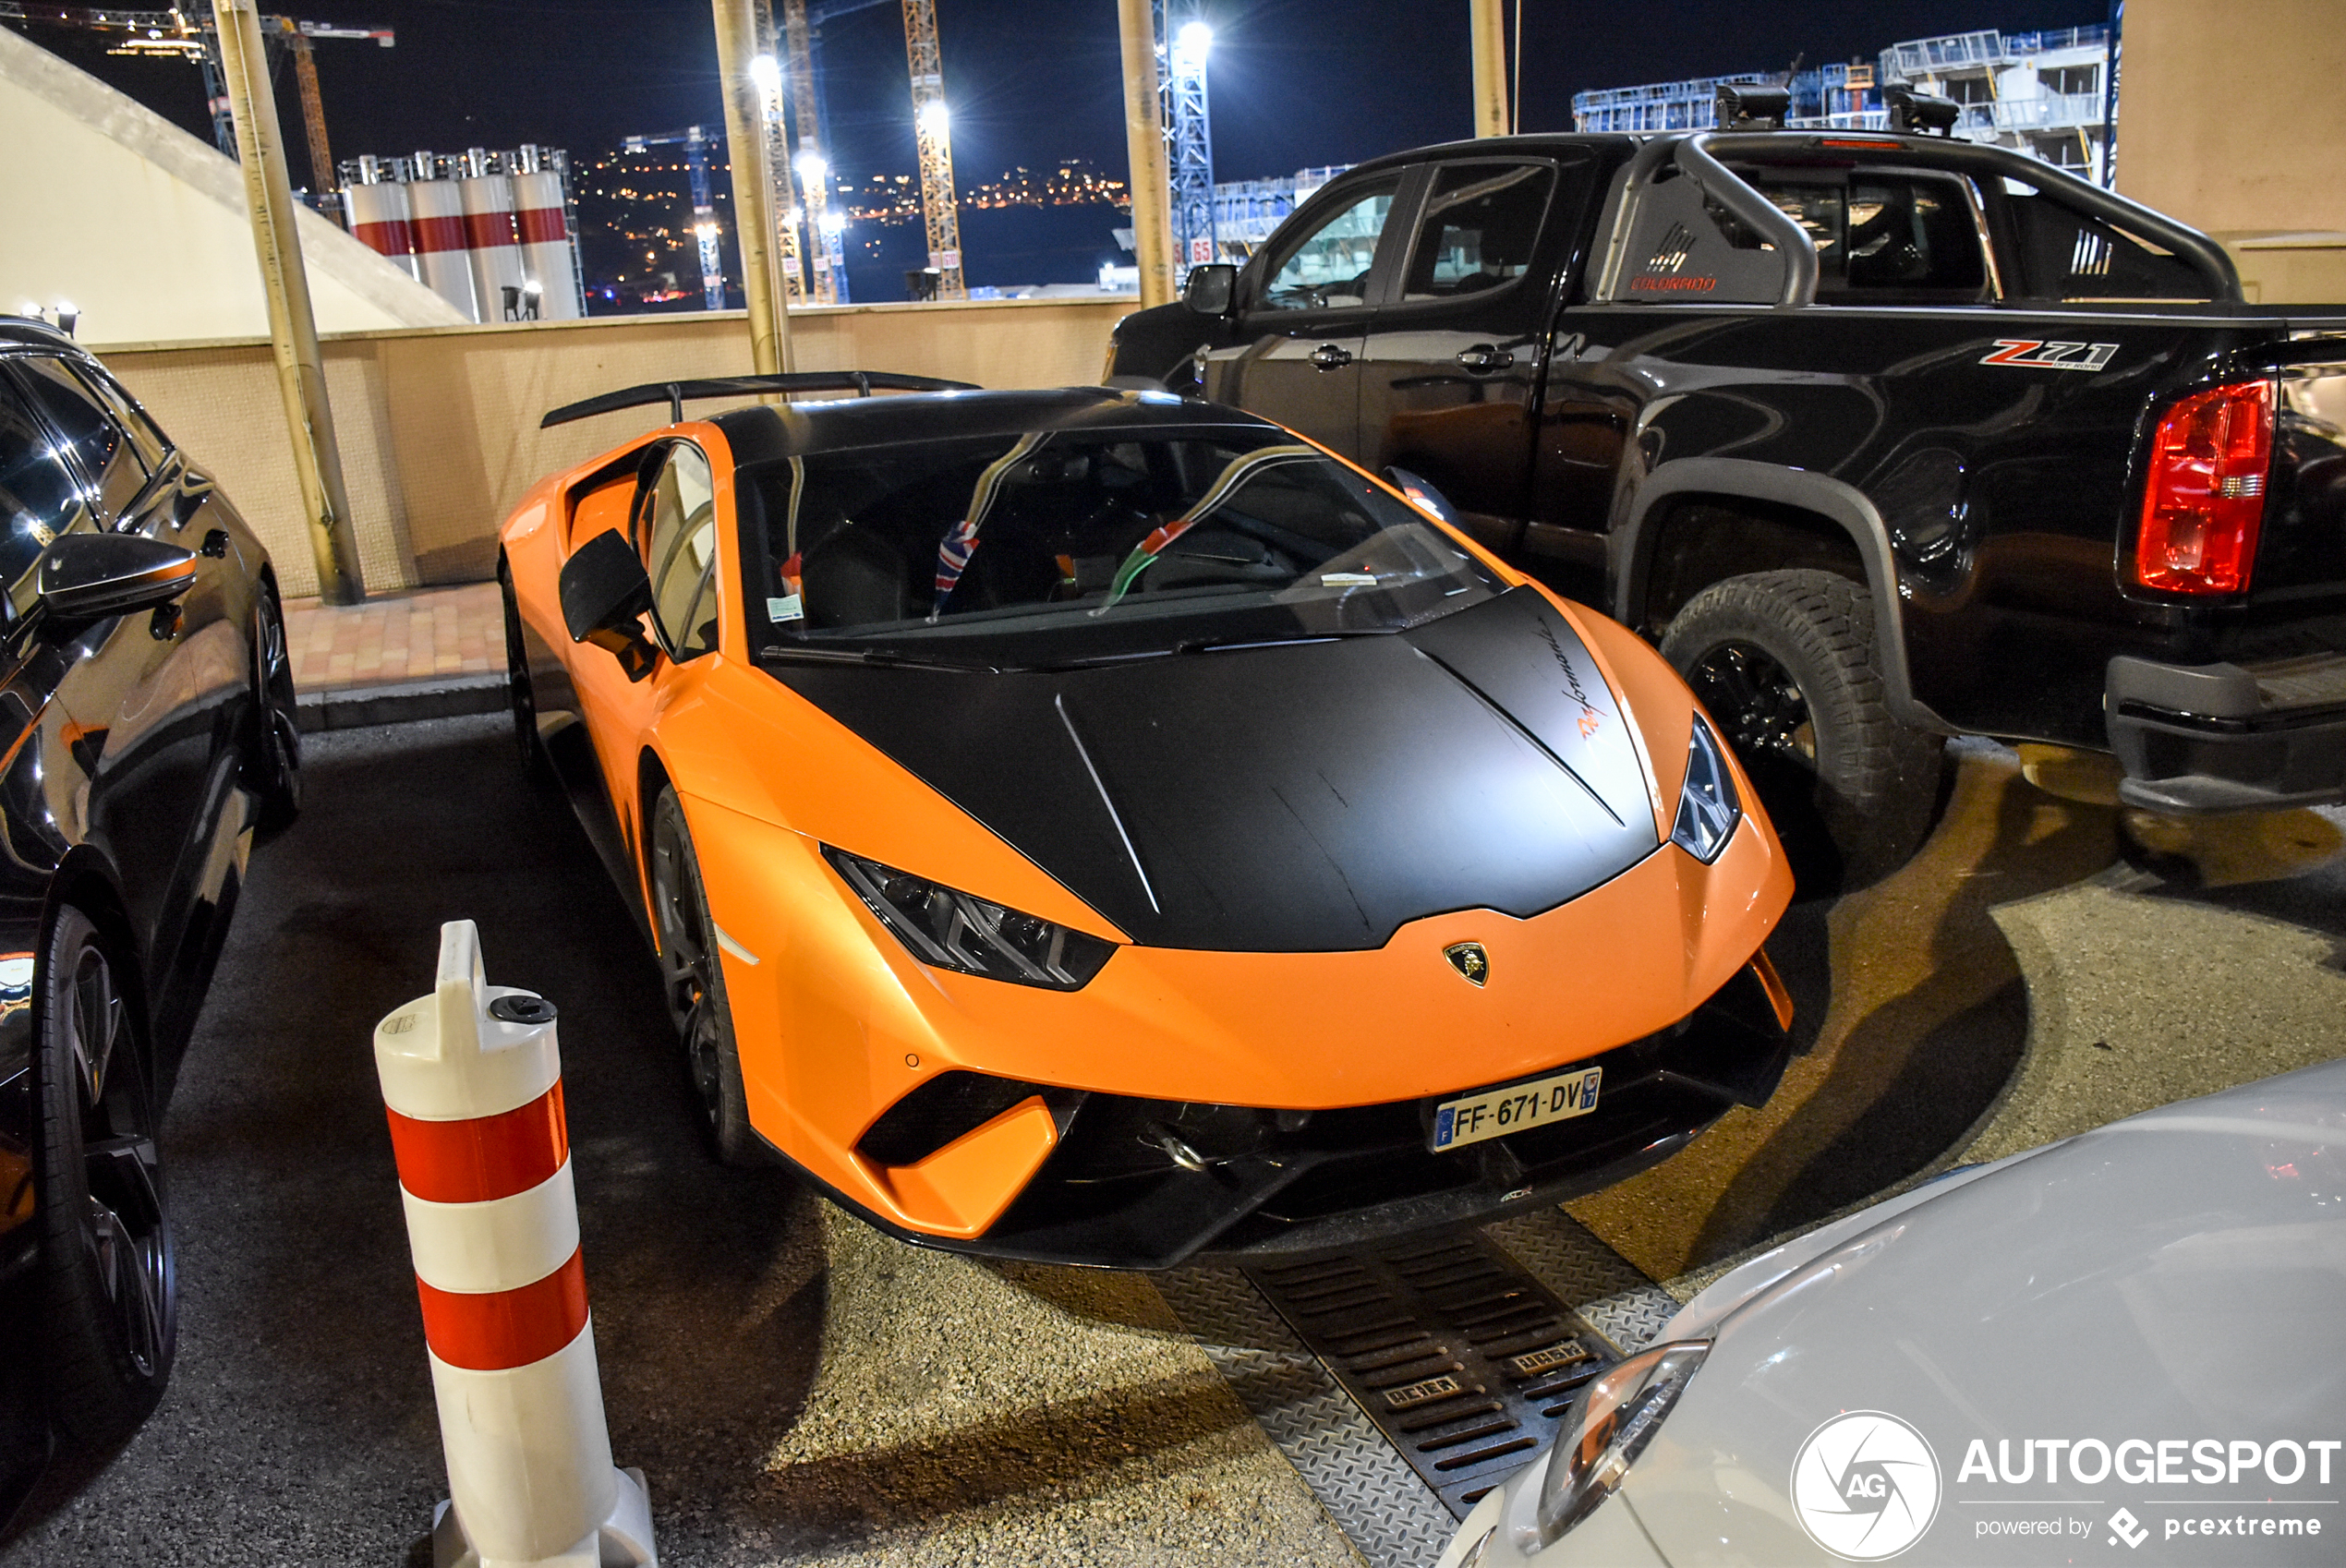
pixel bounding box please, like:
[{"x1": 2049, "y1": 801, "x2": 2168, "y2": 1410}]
[{"x1": 1441, "y1": 1059, "x2": 2346, "y2": 1566}]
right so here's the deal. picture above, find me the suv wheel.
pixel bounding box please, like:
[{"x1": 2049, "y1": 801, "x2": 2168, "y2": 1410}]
[
  {"x1": 31, "y1": 906, "x2": 175, "y2": 1449},
  {"x1": 1662, "y1": 570, "x2": 1943, "y2": 892}
]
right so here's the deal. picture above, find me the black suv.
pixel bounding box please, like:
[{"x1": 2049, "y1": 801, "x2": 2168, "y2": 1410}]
[
  {"x1": 1110, "y1": 128, "x2": 2346, "y2": 886},
  {"x1": 0, "y1": 319, "x2": 300, "y2": 1533}
]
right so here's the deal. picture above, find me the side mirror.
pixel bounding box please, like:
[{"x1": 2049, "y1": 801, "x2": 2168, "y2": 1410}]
[
  {"x1": 1183, "y1": 263, "x2": 1237, "y2": 317},
  {"x1": 559, "y1": 528, "x2": 658, "y2": 681},
  {"x1": 37, "y1": 533, "x2": 198, "y2": 621}
]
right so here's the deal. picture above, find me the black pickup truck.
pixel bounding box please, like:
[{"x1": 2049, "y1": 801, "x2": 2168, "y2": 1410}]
[{"x1": 1107, "y1": 126, "x2": 2346, "y2": 885}]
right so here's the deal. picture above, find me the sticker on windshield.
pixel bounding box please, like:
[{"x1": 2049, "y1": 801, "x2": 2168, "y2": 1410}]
[
  {"x1": 1321, "y1": 572, "x2": 1377, "y2": 587},
  {"x1": 1978, "y1": 339, "x2": 2120, "y2": 372},
  {"x1": 767, "y1": 594, "x2": 804, "y2": 623}
]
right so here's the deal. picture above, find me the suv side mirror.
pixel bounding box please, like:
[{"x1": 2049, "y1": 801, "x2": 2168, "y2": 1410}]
[
  {"x1": 1183, "y1": 263, "x2": 1237, "y2": 316},
  {"x1": 560, "y1": 528, "x2": 658, "y2": 681},
  {"x1": 37, "y1": 533, "x2": 198, "y2": 621}
]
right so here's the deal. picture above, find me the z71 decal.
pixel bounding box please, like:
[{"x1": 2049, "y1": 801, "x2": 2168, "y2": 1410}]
[{"x1": 1978, "y1": 339, "x2": 2121, "y2": 372}]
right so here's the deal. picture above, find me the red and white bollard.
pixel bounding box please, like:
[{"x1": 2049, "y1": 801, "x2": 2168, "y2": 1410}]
[{"x1": 375, "y1": 920, "x2": 657, "y2": 1568}]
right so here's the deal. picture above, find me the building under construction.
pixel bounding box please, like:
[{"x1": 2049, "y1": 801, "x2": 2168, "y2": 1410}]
[{"x1": 1573, "y1": 23, "x2": 2121, "y2": 183}]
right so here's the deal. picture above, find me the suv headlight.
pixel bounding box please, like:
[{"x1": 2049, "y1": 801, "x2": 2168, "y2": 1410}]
[
  {"x1": 824, "y1": 846, "x2": 1116, "y2": 989},
  {"x1": 1669, "y1": 715, "x2": 1741, "y2": 862},
  {"x1": 1536, "y1": 1340, "x2": 1710, "y2": 1543}
]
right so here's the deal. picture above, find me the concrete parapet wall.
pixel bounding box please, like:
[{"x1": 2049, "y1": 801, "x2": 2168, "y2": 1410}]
[{"x1": 98, "y1": 297, "x2": 1127, "y2": 597}]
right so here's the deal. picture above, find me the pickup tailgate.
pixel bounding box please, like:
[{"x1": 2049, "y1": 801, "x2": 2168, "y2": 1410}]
[{"x1": 2248, "y1": 322, "x2": 2346, "y2": 607}]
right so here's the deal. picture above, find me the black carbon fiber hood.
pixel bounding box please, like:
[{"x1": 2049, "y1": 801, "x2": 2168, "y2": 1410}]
[{"x1": 768, "y1": 587, "x2": 1659, "y2": 951}]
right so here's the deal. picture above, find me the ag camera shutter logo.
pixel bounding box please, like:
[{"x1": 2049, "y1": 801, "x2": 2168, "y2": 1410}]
[{"x1": 1791, "y1": 1411, "x2": 1942, "y2": 1561}]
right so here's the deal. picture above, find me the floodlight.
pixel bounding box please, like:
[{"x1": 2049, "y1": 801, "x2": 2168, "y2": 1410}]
[
  {"x1": 748, "y1": 54, "x2": 780, "y2": 91},
  {"x1": 1174, "y1": 20, "x2": 1213, "y2": 70},
  {"x1": 794, "y1": 151, "x2": 828, "y2": 184},
  {"x1": 919, "y1": 100, "x2": 950, "y2": 138}
]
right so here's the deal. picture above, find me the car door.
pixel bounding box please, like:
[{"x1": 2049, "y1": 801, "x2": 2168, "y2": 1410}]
[
  {"x1": 6, "y1": 356, "x2": 234, "y2": 1012},
  {"x1": 1354, "y1": 152, "x2": 1598, "y2": 557},
  {"x1": 1203, "y1": 171, "x2": 1412, "y2": 452},
  {"x1": 562, "y1": 440, "x2": 716, "y2": 879}
]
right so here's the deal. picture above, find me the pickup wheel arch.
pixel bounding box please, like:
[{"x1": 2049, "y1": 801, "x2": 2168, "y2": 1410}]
[{"x1": 1613, "y1": 457, "x2": 1946, "y2": 732}]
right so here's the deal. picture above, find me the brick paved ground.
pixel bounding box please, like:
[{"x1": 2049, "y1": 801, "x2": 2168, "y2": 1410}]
[{"x1": 284, "y1": 581, "x2": 502, "y2": 693}]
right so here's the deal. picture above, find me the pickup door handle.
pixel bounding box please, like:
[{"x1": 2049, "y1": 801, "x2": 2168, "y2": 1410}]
[
  {"x1": 1457, "y1": 344, "x2": 1516, "y2": 372},
  {"x1": 1308, "y1": 343, "x2": 1354, "y2": 370}
]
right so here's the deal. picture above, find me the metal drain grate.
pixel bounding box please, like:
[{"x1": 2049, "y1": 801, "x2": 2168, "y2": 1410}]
[{"x1": 1244, "y1": 1232, "x2": 1618, "y2": 1517}]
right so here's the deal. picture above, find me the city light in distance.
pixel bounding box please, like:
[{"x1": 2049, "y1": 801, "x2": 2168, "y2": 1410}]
[{"x1": 918, "y1": 100, "x2": 950, "y2": 139}]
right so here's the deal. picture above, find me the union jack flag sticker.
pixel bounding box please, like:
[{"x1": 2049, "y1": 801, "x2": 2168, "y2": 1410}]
[{"x1": 933, "y1": 518, "x2": 981, "y2": 606}]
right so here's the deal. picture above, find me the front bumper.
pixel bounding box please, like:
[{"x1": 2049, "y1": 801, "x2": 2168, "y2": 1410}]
[
  {"x1": 823, "y1": 963, "x2": 1791, "y2": 1270},
  {"x1": 2106, "y1": 652, "x2": 2346, "y2": 812}
]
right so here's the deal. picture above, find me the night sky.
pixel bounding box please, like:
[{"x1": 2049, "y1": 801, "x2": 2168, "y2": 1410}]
[{"x1": 24, "y1": 0, "x2": 2113, "y2": 187}]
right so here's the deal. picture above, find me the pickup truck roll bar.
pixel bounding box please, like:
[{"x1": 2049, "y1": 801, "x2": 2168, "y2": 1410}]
[{"x1": 1592, "y1": 131, "x2": 2243, "y2": 307}]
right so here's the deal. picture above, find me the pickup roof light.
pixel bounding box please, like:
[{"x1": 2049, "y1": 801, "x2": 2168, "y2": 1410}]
[{"x1": 2134, "y1": 380, "x2": 2275, "y2": 596}]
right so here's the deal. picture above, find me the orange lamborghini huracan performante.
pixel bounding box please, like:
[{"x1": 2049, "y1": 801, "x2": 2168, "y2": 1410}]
[{"x1": 499, "y1": 374, "x2": 1796, "y2": 1267}]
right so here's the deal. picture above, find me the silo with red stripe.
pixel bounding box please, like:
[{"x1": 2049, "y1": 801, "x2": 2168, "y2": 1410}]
[
  {"x1": 374, "y1": 920, "x2": 656, "y2": 1568},
  {"x1": 511, "y1": 145, "x2": 583, "y2": 320},
  {"x1": 406, "y1": 151, "x2": 480, "y2": 321},
  {"x1": 458, "y1": 148, "x2": 528, "y2": 322},
  {"x1": 340, "y1": 155, "x2": 420, "y2": 283}
]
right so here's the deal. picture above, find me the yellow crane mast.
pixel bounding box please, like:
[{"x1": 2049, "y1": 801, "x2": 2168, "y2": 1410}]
[
  {"x1": 749, "y1": 0, "x2": 806, "y2": 304},
  {"x1": 900, "y1": 0, "x2": 965, "y2": 300}
]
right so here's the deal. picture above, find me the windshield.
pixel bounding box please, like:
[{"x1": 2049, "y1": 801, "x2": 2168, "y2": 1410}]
[{"x1": 738, "y1": 427, "x2": 1502, "y2": 669}]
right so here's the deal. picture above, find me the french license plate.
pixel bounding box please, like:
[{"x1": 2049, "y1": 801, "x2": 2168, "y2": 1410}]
[{"x1": 1430, "y1": 1067, "x2": 1602, "y2": 1152}]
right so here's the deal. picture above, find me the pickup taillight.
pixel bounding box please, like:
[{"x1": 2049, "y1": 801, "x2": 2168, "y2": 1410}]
[{"x1": 2134, "y1": 379, "x2": 2276, "y2": 595}]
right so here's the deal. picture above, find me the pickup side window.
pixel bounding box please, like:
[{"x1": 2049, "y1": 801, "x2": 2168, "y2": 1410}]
[
  {"x1": 2001, "y1": 178, "x2": 2213, "y2": 301},
  {"x1": 1256, "y1": 177, "x2": 1402, "y2": 311},
  {"x1": 1399, "y1": 163, "x2": 1555, "y2": 300},
  {"x1": 1744, "y1": 170, "x2": 1989, "y2": 302}
]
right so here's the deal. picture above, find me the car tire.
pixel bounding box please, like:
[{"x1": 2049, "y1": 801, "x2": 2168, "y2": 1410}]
[
  {"x1": 30, "y1": 906, "x2": 175, "y2": 1451},
  {"x1": 1662, "y1": 570, "x2": 1943, "y2": 893},
  {"x1": 499, "y1": 556, "x2": 551, "y2": 784},
  {"x1": 247, "y1": 579, "x2": 301, "y2": 835},
  {"x1": 647, "y1": 787, "x2": 764, "y2": 1165}
]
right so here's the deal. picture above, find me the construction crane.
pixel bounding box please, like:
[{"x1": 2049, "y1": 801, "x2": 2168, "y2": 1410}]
[
  {"x1": 781, "y1": 0, "x2": 845, "y2": 303},
  {"x1": 0, "y1": 5, "x2": 392, "y2": 195},
  {"x1": 1159, "y1": 0, "x2": 1215, "y2": 277},
  {"x1": 900, "y1": 0, "x2": 963, "y2": 299},
  {"x1": 747, "y1": 2, "x2": 804, "y2": 305},
  {"x1": 621, "y1": 127, "x2": 727, "y2": 311}
]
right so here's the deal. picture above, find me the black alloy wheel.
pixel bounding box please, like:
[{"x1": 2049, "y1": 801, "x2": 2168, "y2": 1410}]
[
  {"x1": 499, "y1": 556, "x2": 550, "y2": 781},
  {"x1": 248, "y1": 580, "x2": 302, "y2": 834},
  {"x1": 1662, "y1": 570, "x2": 1943, "y2": 894},
  {"x1": 31, "y1": 907, "x2": 175, "y2": 1448},
  {"x1": 648, "y1": 788, "x2": 761, "y2": 1165}
]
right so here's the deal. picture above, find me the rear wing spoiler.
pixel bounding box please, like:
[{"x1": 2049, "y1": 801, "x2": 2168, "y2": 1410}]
[
  {"x1": 540, "y1": 371, "x2": 982, "y2": 429},
  {"x1": 1591, "y1": 131, "x2": 2242, "y2": 308}
]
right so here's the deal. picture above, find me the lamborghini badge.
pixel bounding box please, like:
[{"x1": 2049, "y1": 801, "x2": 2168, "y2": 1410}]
[{"x1": 1445, "y1": 942, "x2": 1489, "y2": 987}]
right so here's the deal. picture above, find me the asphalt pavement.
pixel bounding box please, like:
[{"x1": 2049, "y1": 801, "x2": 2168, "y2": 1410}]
[{"x1": 4, "y1": 717, "x2": 2343, "y2": 1566}]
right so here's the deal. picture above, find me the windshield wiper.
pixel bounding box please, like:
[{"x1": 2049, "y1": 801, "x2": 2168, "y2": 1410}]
[
  {"x1": 758, "y1": 644, "x2": 998, "y2": 673},
  {"x1": 1020, "y1": 629, "x2": 1397, "y2": 672}
]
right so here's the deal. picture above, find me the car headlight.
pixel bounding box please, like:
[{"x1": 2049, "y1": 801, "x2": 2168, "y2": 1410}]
[
  {"x1": 824, "y1": 846, "x2": 1116, "y2": 989},
  {"x1": 1669, "y1": 714, "x2": 1741, "y2": 862},
  {"x1": 1536, "y1": 1339, "x2": 1709, "y2": 1544}
]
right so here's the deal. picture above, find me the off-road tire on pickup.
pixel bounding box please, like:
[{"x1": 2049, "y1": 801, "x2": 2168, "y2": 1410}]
[{"x1": 1662, "y1": 570, "x2": 1943, "y2": 893}]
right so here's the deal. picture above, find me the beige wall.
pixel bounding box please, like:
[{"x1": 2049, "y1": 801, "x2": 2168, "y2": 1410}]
[
  {"x1": 2117, "y1": 0, "x2": 2346, "y2": 302},
  {"x1": 101, "y1": 297, "x2": 1129, "y2": 597},
  {"x1": 0, "y1": 26, "x2": 464, "y2": 343}
]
